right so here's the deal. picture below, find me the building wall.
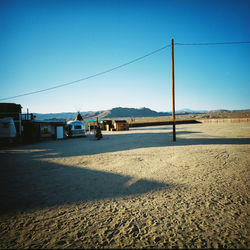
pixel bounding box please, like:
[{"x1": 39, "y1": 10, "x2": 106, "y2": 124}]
[
  {"x1": 38, "y1": 122, "x2": 66, "y2": 139},
  {"x1": 114, "y1": 122, "x2": 129, "y2": 131},
  {"x1": 40, "y1": 123, "x2": 55, "y2": 138}
]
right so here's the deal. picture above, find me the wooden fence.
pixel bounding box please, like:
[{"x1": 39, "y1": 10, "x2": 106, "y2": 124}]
[{"x1": 197, "y1": 118, "x2": 250, "y2": 123}]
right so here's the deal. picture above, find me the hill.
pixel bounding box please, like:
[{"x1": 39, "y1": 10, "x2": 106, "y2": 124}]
[
  {"x1": 82, "y1": 107, "x2": 171, "y2": 120},
  {"x1": 33, "y1": 107, "x2": 250, "y2": 121},
  {"x1": 33, "y1": 107, "x2": 171, "y2": 120},
  {"x1": 33, "y1": 112, "x2": 91, "y2": 120}
]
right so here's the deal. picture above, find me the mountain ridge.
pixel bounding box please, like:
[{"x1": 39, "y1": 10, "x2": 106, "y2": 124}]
[{"x1": 33, "y1": 107, "x2": 250, "y2": 120}]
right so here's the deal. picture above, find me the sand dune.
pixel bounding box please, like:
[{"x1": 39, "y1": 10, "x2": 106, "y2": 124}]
[{"x1": 0, "y1": 122, "x2": 249, "y2": 248}]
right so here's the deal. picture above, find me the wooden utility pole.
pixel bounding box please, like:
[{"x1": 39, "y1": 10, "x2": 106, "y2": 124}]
[{"x1": 171, "y1": 39, "x2": 176, "y2": 141}]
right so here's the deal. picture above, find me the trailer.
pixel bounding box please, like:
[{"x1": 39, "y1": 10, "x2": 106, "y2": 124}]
[
  {"x1": 0, "y1": 117, "x2": 17, "y2": 144},
  {"x1": 65, "y1": 120, "x2": 85, "y2": 137}
]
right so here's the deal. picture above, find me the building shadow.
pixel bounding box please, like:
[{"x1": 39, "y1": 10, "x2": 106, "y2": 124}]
[
  {"x1": 131, "y1": 126, "x2": 172, "y2": 131},
  {"x1": 15, "y1": 129, "x2": 250, "y2": 159},
  {"x1": 0, "y1": 153, "x2": 171, "y2": 215},
  {"x1": 171, "y1": 137, "x2": 250, "y2": 146},
  {"x1": 1, "y1": 127, "x2": 249, "y2": 214}
]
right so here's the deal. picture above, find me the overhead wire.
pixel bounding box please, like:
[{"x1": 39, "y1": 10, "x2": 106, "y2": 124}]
[
  {"x1": 175, "y1": 41, "x2": 250, "y2": 46},
  {"x1": 1, "y1": 41, "x2": 250, "y2": 101},
  {"x1": 0, "y1": 44, "x2": 171, "y2": 101}
]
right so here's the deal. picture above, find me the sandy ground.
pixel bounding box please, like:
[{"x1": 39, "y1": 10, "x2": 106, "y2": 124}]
[{"x1": 0, "y1": 122, "x2": 249, "y2": 249}]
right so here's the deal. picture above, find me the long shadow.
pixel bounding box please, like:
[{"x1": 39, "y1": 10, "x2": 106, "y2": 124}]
[
  {"x1": 131, "y1": 126, "x2": 172, "y2": 131},
  {"x1": 17, "y1": 130, "x2": 250, "y2": 159},
  {"x1": 1, "y1": 128, "x2": 249, "y2": 214},
  {"x1": 172, "y1": 137, "x2": 250, "y2": 146},
  {"x1": 0, "y1": 151, "x2": 170, "y2": 214}
]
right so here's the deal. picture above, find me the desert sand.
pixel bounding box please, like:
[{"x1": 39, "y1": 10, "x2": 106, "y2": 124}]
[{"x1": 0, "y1": 122, "x2": 249, "y2": 249}]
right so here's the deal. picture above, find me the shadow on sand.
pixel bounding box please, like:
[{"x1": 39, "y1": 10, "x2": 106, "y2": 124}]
[
  {"x1": 1, "y1": 126, "x2": 249, "y2": 214},
  {"x1": 0, "y1": 151, "x2": 170, "y2": 214},
  {"x1": 20, "y1": 128, "x2": 250, "y2": 158}
]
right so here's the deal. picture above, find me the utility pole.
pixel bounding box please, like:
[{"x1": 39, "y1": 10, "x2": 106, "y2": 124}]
[{"x1": 171, "y1": 39, "x2": 176, "y2": 141}]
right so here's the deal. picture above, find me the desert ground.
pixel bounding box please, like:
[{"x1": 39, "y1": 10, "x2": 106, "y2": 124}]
[{"x1": 0, "y1": 122, "x2": 249, "y2": 249}]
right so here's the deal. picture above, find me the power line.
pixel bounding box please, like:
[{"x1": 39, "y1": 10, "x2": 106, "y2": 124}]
[
  {"x1": 175, "y1": 41, "x2": 250, "y2": 46},
  {"x1": 1, "y1": 41, "x2": 250, "y2": 101},
  {"x1": 0, "y1": 44, "x2": 171, "y2": 101}
]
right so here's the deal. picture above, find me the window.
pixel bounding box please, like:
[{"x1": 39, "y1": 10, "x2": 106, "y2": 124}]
[
  {"x1": 74, "y1": 125, "x2": 82, "y2": 129},
  {"x1": 2, "y1": 122, "x2": 10, "y2": 128}
]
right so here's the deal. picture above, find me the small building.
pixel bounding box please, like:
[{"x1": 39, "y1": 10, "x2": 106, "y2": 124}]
[
  {"x1": 103, "y1": 120, "x2": 113, "y2": 131},
  {"x1": 113, "y1": 120, "x2": 129, "y2": 131},
  {"x1": 34, "y1": 119, "x2": 66, "y2": 139},
  {"x1": 84, "y1": 119, "x2": 105, "y2": 131}
]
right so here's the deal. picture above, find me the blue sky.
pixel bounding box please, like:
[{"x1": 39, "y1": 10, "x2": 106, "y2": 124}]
[{"x1": 0, "y1": 0, "x2": 249, "y2": 113}]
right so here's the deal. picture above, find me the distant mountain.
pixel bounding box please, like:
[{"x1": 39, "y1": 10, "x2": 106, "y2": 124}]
[
  {"x1": 33, "y1": 108, "x2": 171, "y2": 120},
  {"x1": 82, "y1": 107, "x2": 171, "y2": 120},
  {"x1": 32, "y1": 107, "x2": 250, "y2": 120},
  {"x1": 207, "y1": 109, "x2": 230, "y2": 113},
  {"x1": 33, "y1": 112, "x2": 91, "y2": 120},
  {"x1": 176, "y1": 109, "x2": 206, "y2": 114}
]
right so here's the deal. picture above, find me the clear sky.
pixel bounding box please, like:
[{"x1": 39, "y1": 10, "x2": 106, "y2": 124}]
[{"x1": 0, "y1": 0, "x2": 249, "y2": 113}]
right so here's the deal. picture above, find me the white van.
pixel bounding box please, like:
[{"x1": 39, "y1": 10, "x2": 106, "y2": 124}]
[{"x1": 66, "y1": 120, "x2": 85, "y2": 137}]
